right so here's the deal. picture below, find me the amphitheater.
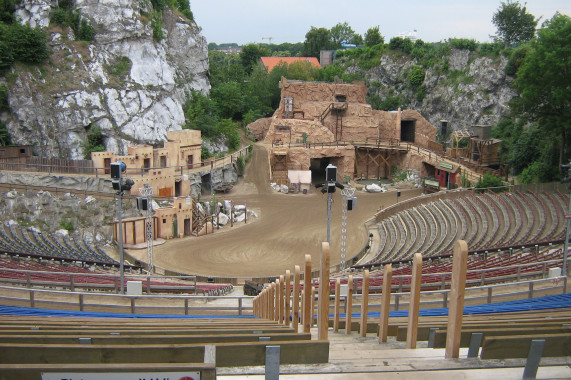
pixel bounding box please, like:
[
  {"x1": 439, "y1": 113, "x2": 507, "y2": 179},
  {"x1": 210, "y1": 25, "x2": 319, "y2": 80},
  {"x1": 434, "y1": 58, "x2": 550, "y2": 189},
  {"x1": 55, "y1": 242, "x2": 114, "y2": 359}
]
[{"x1": 0, "y1": 139, "x2": 570, "y2": 379}]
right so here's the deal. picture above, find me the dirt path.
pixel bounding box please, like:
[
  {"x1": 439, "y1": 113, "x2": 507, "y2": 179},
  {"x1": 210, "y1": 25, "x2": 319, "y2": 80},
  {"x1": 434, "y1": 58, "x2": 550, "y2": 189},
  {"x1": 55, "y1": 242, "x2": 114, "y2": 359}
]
[{"x1": 139, "y1": 144, "x2": 420, "y2": 278}]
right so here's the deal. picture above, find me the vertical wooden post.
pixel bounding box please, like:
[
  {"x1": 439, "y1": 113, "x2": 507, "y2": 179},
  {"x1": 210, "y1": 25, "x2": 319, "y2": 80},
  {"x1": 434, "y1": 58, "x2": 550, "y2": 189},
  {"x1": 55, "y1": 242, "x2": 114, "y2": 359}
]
[
  {"x1": 278, "y1": 275, "x2": 284, "y2": 324},
  {"x1": 333, "y1": 278, "x2": 341, "y2": 332},
  {"x1": 318, "y1": 242, "x2": 331, "y2": 341},
  {"x1": 284, "y1": 270, "x2": 291, "y2": 327},
  {"x1": 276, "y1": 275, "x2": 284, "y2": 324},
  {"x1": 301, "y1": 289, "x2": 305, "y2": 327},
  {"x1": 270, "y1": 281, "x2": 278, "y2": 321},
  {"x1": 360, "y1": 269, "x2": 370, "y2": 337},
  {"x1": 293, "y1": 265, "x2": 300, "y2": 331},
  {"x1": 345, "y1": 275, "x2": 353, "y2": 334},
  {"x1": 303, "y1": 254, "x2": 312, "y2": 333},
  {"x1": 406, "y1": 253, "x2": 423, "y2": 349},
  {"x1": 445, "y1": 240, "x2": 468, "y2": 359},
  {"x1": 379, "y1": 264, "x2": 393, "y2": 343},
  {"x1": 311, "y1": 286, "x2": 316, "y2": 327}
]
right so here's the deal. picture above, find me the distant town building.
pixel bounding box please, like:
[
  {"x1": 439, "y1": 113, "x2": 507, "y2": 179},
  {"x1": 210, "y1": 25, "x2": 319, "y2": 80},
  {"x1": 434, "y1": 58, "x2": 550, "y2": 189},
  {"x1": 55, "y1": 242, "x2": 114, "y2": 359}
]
[
  {"x1": 397, "y1": 30, "x2": 419, "y2": 42},
  {"x1": 260, "y1": 57, "x2": 321, "y2": 72}
]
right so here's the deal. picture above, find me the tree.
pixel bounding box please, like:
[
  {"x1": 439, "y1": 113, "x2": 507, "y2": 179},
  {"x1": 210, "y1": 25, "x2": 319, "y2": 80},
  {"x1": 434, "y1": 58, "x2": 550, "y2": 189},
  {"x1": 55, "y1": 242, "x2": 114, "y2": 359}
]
[
  {"x1": 511, "y1": 13, "x2": 571, "y2": 169},
  {"x1": 240, "y1": 43, "x2": 269, "y2": 74},
  {"x1": 210, "y1": 81, "x2": 245, "y2": 120},
  {"x1": 302, "y1": 27, "x2": 332, "y2": 58},
  {"x1": 330, "y1": 22, "x2": 357, "y2": 48},
  {"x1": 492, "y1": 1, "x2": 538, "y2": 46},
  {"x1": 365, "y1": 26, "x2": 384, "y2": 47}
]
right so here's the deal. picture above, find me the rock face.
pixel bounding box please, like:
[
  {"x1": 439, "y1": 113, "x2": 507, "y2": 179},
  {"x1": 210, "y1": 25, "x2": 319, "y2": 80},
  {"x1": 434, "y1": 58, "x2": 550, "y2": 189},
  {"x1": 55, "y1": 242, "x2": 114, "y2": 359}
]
[
  {"x1": 358, "y1": 48, "x2": 517, "y2": 131},
  {"x1": 5, "y1": 0, "x2": 209, "y2": 159}
]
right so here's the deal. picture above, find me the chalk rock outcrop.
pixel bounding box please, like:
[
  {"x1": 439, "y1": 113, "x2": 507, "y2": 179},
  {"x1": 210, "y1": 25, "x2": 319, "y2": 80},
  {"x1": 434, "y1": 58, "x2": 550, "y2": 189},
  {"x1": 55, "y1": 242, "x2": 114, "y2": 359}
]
[{"x1": 5, "y1": 0, "x2": 209, "y2": 159}]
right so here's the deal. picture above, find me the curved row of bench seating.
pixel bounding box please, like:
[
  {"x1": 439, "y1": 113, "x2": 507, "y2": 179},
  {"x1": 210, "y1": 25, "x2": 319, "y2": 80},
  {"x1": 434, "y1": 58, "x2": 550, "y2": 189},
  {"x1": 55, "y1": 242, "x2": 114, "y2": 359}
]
[
  {"x1": 0, "y1": 255, "x2": 233, "y2": 295},
  {"x1": 365, "y1": 190, "x2": 566, "y2": 266},
  {"x1": 0, "y1": 223, "x2": 117, "y2": 265}
]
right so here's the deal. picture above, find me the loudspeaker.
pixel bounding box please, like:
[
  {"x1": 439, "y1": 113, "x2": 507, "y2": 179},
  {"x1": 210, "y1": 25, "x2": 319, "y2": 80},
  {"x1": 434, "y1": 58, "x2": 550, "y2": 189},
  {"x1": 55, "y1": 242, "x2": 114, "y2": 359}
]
[
  {"x1": 326, "y1": 164, "x2": 337, "y2": 182},
  {"x1": 347, "y1": 197, "x2": 357, "y2": 211},
  {"x1": 137, "y1": 197, "x2": 148, "y2": 211},
  {"x1": 110, "y1": 162, "x2": 122, "y2": 179}
]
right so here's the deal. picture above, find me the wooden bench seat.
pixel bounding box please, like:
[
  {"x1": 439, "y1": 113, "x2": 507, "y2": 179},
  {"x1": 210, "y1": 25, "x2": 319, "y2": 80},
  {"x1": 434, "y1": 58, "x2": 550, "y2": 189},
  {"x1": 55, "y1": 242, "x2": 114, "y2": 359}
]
[
  {"x1": 0, "y1": 362, "x2": 216, "y2": 380},
  {"x1": 0, "y1": 340, "x2": 330, "y2": 367},
  {"x1": 480, "y1": 333, "x2": 571, "y2": 359},
  {"x1": 0, "y1": 332, "x2": 311, "y2": 345},
  {"x1": 431, "y1": 326, "x2": 571, "y2": 348}
]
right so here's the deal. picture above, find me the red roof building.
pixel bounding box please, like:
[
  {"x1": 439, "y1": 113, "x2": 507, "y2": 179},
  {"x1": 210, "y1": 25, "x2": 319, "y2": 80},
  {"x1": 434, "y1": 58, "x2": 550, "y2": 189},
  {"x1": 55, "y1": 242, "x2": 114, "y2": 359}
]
[{"x1": 260, "y1": 57, "x2": 321, "y2": 72}]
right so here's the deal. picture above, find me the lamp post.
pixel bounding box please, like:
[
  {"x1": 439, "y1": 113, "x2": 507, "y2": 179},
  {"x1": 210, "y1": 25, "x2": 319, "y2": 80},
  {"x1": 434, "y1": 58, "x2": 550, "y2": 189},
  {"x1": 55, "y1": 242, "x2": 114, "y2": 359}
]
[{"x1": 110, "y1": 161, "x2": 134, "y2": 295}]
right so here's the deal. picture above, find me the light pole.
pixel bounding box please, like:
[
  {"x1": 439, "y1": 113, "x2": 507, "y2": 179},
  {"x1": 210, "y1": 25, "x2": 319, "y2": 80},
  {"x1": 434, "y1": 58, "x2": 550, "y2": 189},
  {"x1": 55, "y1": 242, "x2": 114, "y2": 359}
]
[
  {"x1": 111, "y1": 161, "x2": 134, "y2": 294},
  {"x1": 316, "y1": 164, "x2": 344, "y2": 243}
]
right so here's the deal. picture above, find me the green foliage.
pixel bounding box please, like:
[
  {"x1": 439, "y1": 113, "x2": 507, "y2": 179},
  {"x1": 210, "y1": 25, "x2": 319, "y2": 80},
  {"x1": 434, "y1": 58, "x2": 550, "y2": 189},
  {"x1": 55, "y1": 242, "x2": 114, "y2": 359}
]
[
  {"x1": 330, "y1": 22, "x2": 359, "y2": 49},
  {"x1": 474, "y1": 173, "x2": 506, "y2": 193},
  {"x1": 77, "y1": 18, "x2": 94, "y2": 41},
  {"x1": 218, "y1": 118, "x2": 240, "y2": 150},
  {"x1": 175, "y1": 0, "x2": 193, "y2": 20},
  {"x1": 210, "y1": 81, "x2": 245, "y2": 120},
  {"x1": 492, "y1": 0, "x2": 538, "y2": 46},
  {"x1": 504, "y1": 44, "x2": 530, "y2": 75},
  {"x1": 511, "y1": 13, "x2": 571, "y2": 168},
  {"x1": 364, "y1": 26, "x2": 384, "y2": 47},
  {"x1": 151, "y1": 0, "x2": 166, "y2": 11},
  {"x1": 240, "y1": 43, "x2": 270, "y2": 74},
  {"x1": 60, "y1": 219, "x2": 75, "y2": 231},
  {"x1": 389, "y1": 37, "x2": 414, "y2": 54},
  {"x1": 151, "y1": 11, "x2": 165, "y2": 40},
  {"x1": 0, "y1": 84, "x2": 8, "y2": 112},
  {"x1": 81, "y1": 125, "x2": 105, "y2": 159},
  {"x1": 302, "y1": 26, "x2": 332, "y2": 58},
  {"x1": 0, "y1": 120, "x2": 11, "y2": 146},
  {"x1": 0, "y1": 0, "x2": 15, "y2": 24},
  {"x1": 408, "y1": 65, "x2": 425, "y2": 87},
  {"x1": 449, "y1": 38, "x2": 478, "y2": 51},
  {"x1": 50, "y1": 4, "x2": 95, "y2": 42},
  {"x1": 0, "y1": 23, "x2": 49, "y2": 65},
  {"x1": 236, "y1": 156, "x2": 245, "y2": 175},
  {"x1": 107, "y1": 56, "x2": 132, "y2": 78}
]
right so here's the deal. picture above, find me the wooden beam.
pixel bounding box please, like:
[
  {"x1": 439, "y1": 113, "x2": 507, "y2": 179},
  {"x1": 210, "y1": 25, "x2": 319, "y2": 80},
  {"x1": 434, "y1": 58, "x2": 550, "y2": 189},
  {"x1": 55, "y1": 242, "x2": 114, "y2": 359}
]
[
  {"x1": 318, "y1": 242, "x2": 330, "y2": 341},
  {"x1": 360, "y1": 270, "x2": 370, "y2": 337},
  {"x1": 333, "y1": 278, "x2": 341, "y2": 332},
  {"x1": 445, "y1": 240, "x2": 468, "y2": 359},
  {"x1": 406, "y1": 253, "x2": 422, "y2": 348},
  {"x1": 378, "y1": 264, "x2": 393, "y2": 343},
  {"x1": 284, "y1": 270, "x2": 291, "y2": 327},
  {"x1": 303, "y1": 255, "x2": 311, "y2": 333},
  {"x1": 346, "y1": 275, "x2": 353, "y2": 334},
  {"x1": 292, "y1": 265, "x2": 300, "y2": 332}
]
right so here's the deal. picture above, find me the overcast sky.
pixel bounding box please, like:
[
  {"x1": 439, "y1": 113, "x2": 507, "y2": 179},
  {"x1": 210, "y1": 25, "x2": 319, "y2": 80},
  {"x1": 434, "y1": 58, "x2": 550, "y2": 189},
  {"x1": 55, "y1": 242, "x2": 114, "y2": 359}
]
[{"x1": 191, "y1": 0, "x2": 570, "y2": 45}]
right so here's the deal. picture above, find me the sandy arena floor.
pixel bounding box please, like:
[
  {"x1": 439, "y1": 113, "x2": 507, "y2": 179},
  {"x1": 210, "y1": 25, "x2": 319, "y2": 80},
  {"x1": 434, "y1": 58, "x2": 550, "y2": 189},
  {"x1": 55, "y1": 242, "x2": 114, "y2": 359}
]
[{"x1": 128, "y1": 144, "x2": 421, "y2": 278}]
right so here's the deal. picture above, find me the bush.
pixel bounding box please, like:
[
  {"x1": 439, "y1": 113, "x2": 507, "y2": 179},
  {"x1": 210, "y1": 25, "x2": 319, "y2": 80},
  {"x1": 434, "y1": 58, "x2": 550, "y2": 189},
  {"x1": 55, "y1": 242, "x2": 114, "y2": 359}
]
[
  {"x1": 77, "y1": 18, "x2": 94, "y2": 41},
  {"x1": 151, "y1": 11, "x2": 165, "y2": 40},
  {"x1": 60, "y1": 219, "x2": 75, "y2": 231},
  {"x1": 0, "y1": 23, "x2": 49, "y2": 64},
  {"x1": 408, "y1": 65, "x2": 425, "y2": 87},
  {"x1": 474, "y1": 173, "x2": 506, "y2": 193},
  {"x1": 389, "y1": 37, "x2": 414, "y2": 54},
  {"x1": 449, "y1": 38, "x2": 478, "y2": 51}
]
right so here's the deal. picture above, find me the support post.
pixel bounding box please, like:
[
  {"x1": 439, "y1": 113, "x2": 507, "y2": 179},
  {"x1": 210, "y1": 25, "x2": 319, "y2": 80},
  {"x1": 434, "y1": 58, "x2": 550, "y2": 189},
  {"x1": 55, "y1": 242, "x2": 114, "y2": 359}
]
[
  {"x1": 284, "y1": 270, "x2": 291, "y2": 327},
  {"x1": 360, "y1": 269, "x2": 369, "y2": 337},
  {"x1": 445, "y1": 240, "x2": 468, "y2": 359},
  {"x1": 265, "y1": 345, "x2": 280, "y2": 380},
  {"x1": 277, "y1": 278, "x2": 282, "y2": 324},
  {"x1": 406, "y1": 253, "x2": 422, "y2": 349},
  {"x1": 278, "y1": 275, "x2": 284, "y2": 324},
  {"x1": 303, "y1": 254, "x2": 312, "y2": 333},
  {"x1": 379, "y1": 264, "x2": 392, "y2": 343},
  {"x1": 318, "y1": 242, "x2": 330, "y2": 341},
  {"x1": 271, "y1": 282, "x2": 277, "y2": 321},
  {"x1": 345, "y1": 275, "x2": 353, "y2": 334},
  {"x1": 333, "y1": 278, "x2": 341, "y2": 332},
  {"x1": 311, "y1": 286, "x2": 316, "y2": 327},
  {"x1": 522, "y1": 339, "x2": 546, "y2": 380},
  {"x1": 292, "y1": 265, "x2": 300, "y2": 331}
]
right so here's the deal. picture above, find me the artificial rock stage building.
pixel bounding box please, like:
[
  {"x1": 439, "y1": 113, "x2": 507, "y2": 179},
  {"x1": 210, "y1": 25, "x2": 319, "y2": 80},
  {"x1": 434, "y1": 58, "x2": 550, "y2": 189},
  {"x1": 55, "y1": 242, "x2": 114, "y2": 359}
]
[{"x1": 248, "y1": 78, "x2": 443, "y2": 186}]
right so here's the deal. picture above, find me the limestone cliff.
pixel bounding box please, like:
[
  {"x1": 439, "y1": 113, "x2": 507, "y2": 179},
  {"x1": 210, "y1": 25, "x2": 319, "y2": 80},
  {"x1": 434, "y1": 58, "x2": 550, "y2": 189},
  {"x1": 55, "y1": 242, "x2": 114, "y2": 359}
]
[
  {"x1": 350, "y1": 48, "x2": 516, "y2": 131},
  {"x1": 4, "y1": 0, "x2": 209, "y2": 159}
]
